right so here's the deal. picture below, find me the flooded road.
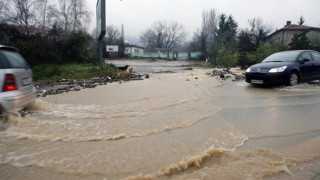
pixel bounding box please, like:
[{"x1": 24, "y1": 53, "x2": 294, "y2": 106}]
[
  {"x1": 1, "y1": 60, "x2": 320, "y2": 180},
  {"x1": 105, "y1": 59, "x2": 196, "y2": 74}
]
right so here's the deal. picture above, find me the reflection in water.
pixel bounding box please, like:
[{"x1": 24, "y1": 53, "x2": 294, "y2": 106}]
[{"x1": 1, "y1": 65, "x2": 320, "y2": 179}]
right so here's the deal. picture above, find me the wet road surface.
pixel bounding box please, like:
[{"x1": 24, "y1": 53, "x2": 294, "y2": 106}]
[{"x1": 1, "y1": 60, "x2": 320, "y2": 180}]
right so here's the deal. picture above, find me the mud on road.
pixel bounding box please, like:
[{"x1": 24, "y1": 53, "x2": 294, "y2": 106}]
[{"x1": 1, "y1": 61, "x2": 320, "y2": 179}]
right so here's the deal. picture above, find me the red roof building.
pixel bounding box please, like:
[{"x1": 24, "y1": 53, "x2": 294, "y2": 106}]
[{"x1": 266, "y1": 21, "x2": 320, "y2": 46}]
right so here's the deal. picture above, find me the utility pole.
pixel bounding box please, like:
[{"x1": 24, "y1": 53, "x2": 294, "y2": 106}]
[
  {"x1": 120, "y1": 24, "x2": 125, "y2": 57},
  {"x1": 96, "y1": 0, "x2": 106, "y2": 69}
]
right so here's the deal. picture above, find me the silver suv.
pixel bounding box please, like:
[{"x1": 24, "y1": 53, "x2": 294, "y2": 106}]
[{"x1": 0, "y1": 45, "x2": 36, "y2": 121}]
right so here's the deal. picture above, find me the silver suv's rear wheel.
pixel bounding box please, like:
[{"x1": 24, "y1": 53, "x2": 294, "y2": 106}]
[
  {"x1": 0, "y1": 109, "x2": 7, "y2": 131},
  {"x1": 288, "y1": 72, "x2": 299, "y2": 86}
]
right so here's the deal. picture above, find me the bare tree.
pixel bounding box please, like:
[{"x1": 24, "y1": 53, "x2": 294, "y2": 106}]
[
  {"x1": 201, "y1": 9, "x2": 218, "y2": 44},
  {"x1": 187, "y1": 29, "x2": 201, "y2": 51},
  {"x1": 140, "y1": 20, "x2": 166, "y2": 49},
  {"x1": 51, "y1": 0, "x2": 90, "y2": 32},
  {"x1": 248, "y1": 17, "x2": 273, "y2": 46},
  {"x1": 0, "y1": 0, "x2": 7, "y2": 23},
  {"x1": 188, "y1": 9, "x2": 217, "y2": 58},
  {"x1": 0, "y1": 0, "x2": 56, "y2": 28},
  {"x1": 140, "y1": 20, "x2": 187, "y2": 50},
  {"x1": 51, "y1": 0, "x2": 72, "y2": 31},
  {"x1": 0, "y1": 0, "x2": 40, "y2": 34},
  {"x1": 15, "y1": 0, "x2": 38, "y2": 27},
  {"x1": 36, "y1": 0, "x2": 48, "y2": 30},
  {"x1": 70, "y1": 0, "x2": 90, "y2": 30},
  {"x1": 105, "y1": 25, "x2": 120, "y2": 45}
]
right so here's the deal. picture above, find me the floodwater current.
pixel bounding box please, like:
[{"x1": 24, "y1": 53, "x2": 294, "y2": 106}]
[{"x1": 1, "y1": 60, "x2": 320, "y2": 180}]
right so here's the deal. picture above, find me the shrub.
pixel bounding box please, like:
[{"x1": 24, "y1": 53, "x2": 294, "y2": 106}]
[{"x1": 214, "y1": 45, "x2": 238, "y2": 67}]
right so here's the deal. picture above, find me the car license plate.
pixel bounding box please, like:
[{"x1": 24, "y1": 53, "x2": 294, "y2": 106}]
[
  {"x1": 22, "y1": 78, "x2": 32, "y2": 86},
  {"x1": 251, "y1": 79, "x2": 263, "y2": 84}
]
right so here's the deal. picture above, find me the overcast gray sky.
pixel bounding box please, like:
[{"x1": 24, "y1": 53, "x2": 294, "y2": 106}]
[{"x1": 87, "y1": 0, "x2": 320, "y2": 43}]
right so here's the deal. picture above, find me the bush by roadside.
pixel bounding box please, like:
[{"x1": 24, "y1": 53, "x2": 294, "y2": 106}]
[{"x1": 32, "y1": 63, "x2": 118, "y2": 82}]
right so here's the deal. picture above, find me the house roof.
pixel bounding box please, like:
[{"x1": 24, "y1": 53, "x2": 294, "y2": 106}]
[
  {"x1": 267, "y1": 23, "x2": 320, "y2": 39},
  {"x1": 283, "y1": 24, "x2": 320, "y2": 31},
  {"x1": 125, "y1": 44, "x2": 144, "y2": 49}
]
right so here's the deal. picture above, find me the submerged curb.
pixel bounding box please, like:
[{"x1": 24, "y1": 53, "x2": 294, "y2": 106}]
[
  {"x1": 208, "y1": 68, "x2": 245, "y2": 81},
  {"x1": 35, "y1": 74, "x2": 149, "y2": 97}
]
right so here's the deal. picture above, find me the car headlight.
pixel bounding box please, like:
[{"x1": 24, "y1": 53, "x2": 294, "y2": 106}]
[
  {"x1": 246, "y1": 68, "x2": 251, "y2": 72},
  {"x1": 269, "y1": 66, "x2": 287, "y2": 73}
]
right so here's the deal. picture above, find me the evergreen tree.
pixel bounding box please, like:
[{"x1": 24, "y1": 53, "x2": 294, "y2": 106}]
[
  {"x1": 226, "y1": 15, "x2": 238, "y2": 41},
  {"x1": 299, "y1": 33, "x2": 312, "y2": 49},
  {"x1": 289, "y1": 33, "x2": 312, "y2": 50},
  {"x1": 215, "y1": 13, "x2": 228, "y2": 44},
  {"x1": 289, "y1": 34, "x2": 300, "y2": 50},
  {"x1": 215, "y1": 14, "x2": 238, "y2": 46},
  {"x1": 238, "y1": 31, "x2": 255, "y2": 69},
  {"x1": 209, "y1": 13, "x2": 238, "y2": 67},
  {"x1": 298, "y1": 16, "x2": 305, "y2": 25},
  {"x1": 238, "y1": 31, "x2": 255, "y2": 52}
]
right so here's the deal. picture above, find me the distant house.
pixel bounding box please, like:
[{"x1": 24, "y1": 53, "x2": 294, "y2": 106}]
[
  {"x1": 125, "y1": 45, "x2": 144, "y2": 57},
  {"x1": 266, "y1": 21, "x2": 320, "y2": 46}
]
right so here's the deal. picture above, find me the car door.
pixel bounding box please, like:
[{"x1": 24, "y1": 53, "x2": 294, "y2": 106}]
[
  {"x1": 311, "y1": 51, "x2": 320, "y2": 79},
  {"x1": 298, "y1": 52, "x2": 314, "y2": 80}
]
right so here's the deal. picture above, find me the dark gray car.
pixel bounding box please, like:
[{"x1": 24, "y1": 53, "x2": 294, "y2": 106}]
[{"x1": 245, "y1": 50, "x2": 320, "y2": 86}]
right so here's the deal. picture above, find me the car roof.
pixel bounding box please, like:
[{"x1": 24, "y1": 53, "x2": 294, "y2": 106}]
[
  {"x1": 281, "y1": 50, "x2": 316, "y2": 53},
  {"x1": 273, "y1": 50, "x2": 319, "y2": 55},
  {"x1": 0, "y1": 45, "x2": 18, "y2": 52}
]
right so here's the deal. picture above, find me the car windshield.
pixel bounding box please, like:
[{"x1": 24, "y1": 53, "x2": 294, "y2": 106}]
[
  {"x1": 262, "y1": 51, "x2": 300, "y2": 63},
  {"x1": 0, "y1": 49, "x2": 29, "y2": 69}
]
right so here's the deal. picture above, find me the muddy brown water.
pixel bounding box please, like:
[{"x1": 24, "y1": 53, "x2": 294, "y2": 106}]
[{"x1": 1, "y1": 61, "x2": 320, "y2": 179}]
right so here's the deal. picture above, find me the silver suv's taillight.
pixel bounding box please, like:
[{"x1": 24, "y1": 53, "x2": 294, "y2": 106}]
[{"x1": 2, "y1": 74, "x2": 18, "y2": 92}]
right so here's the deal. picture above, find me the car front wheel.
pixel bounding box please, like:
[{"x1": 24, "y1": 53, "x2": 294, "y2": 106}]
[{"x1": 288, "y1": 72, "x2": 299, "y2": 86}]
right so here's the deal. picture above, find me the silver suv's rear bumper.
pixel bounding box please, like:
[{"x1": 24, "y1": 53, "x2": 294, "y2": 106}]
[{"x1": 0, "y1": 86, "x2": 36, "y2": 113}]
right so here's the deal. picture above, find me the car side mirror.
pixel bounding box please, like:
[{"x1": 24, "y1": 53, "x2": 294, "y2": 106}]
[
  {"x1": 303, "y1": 58, "x2": 310, "y2": 63},
  {"x1": 300, "y1": 58, "x2": 310, "y2": 64}
]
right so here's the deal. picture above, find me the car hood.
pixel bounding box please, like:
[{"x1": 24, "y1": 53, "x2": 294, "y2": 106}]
[{"x1": 249, "y1": 62, "x2": 292, "y2": 71}]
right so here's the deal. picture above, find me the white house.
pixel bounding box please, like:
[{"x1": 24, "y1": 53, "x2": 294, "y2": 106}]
[
  {"x1": 266, "y1": 21, "x2": 320, "y2": 46},
  {"x1": 125, "y1": 45, "x2": 144, "y2": 57}
]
